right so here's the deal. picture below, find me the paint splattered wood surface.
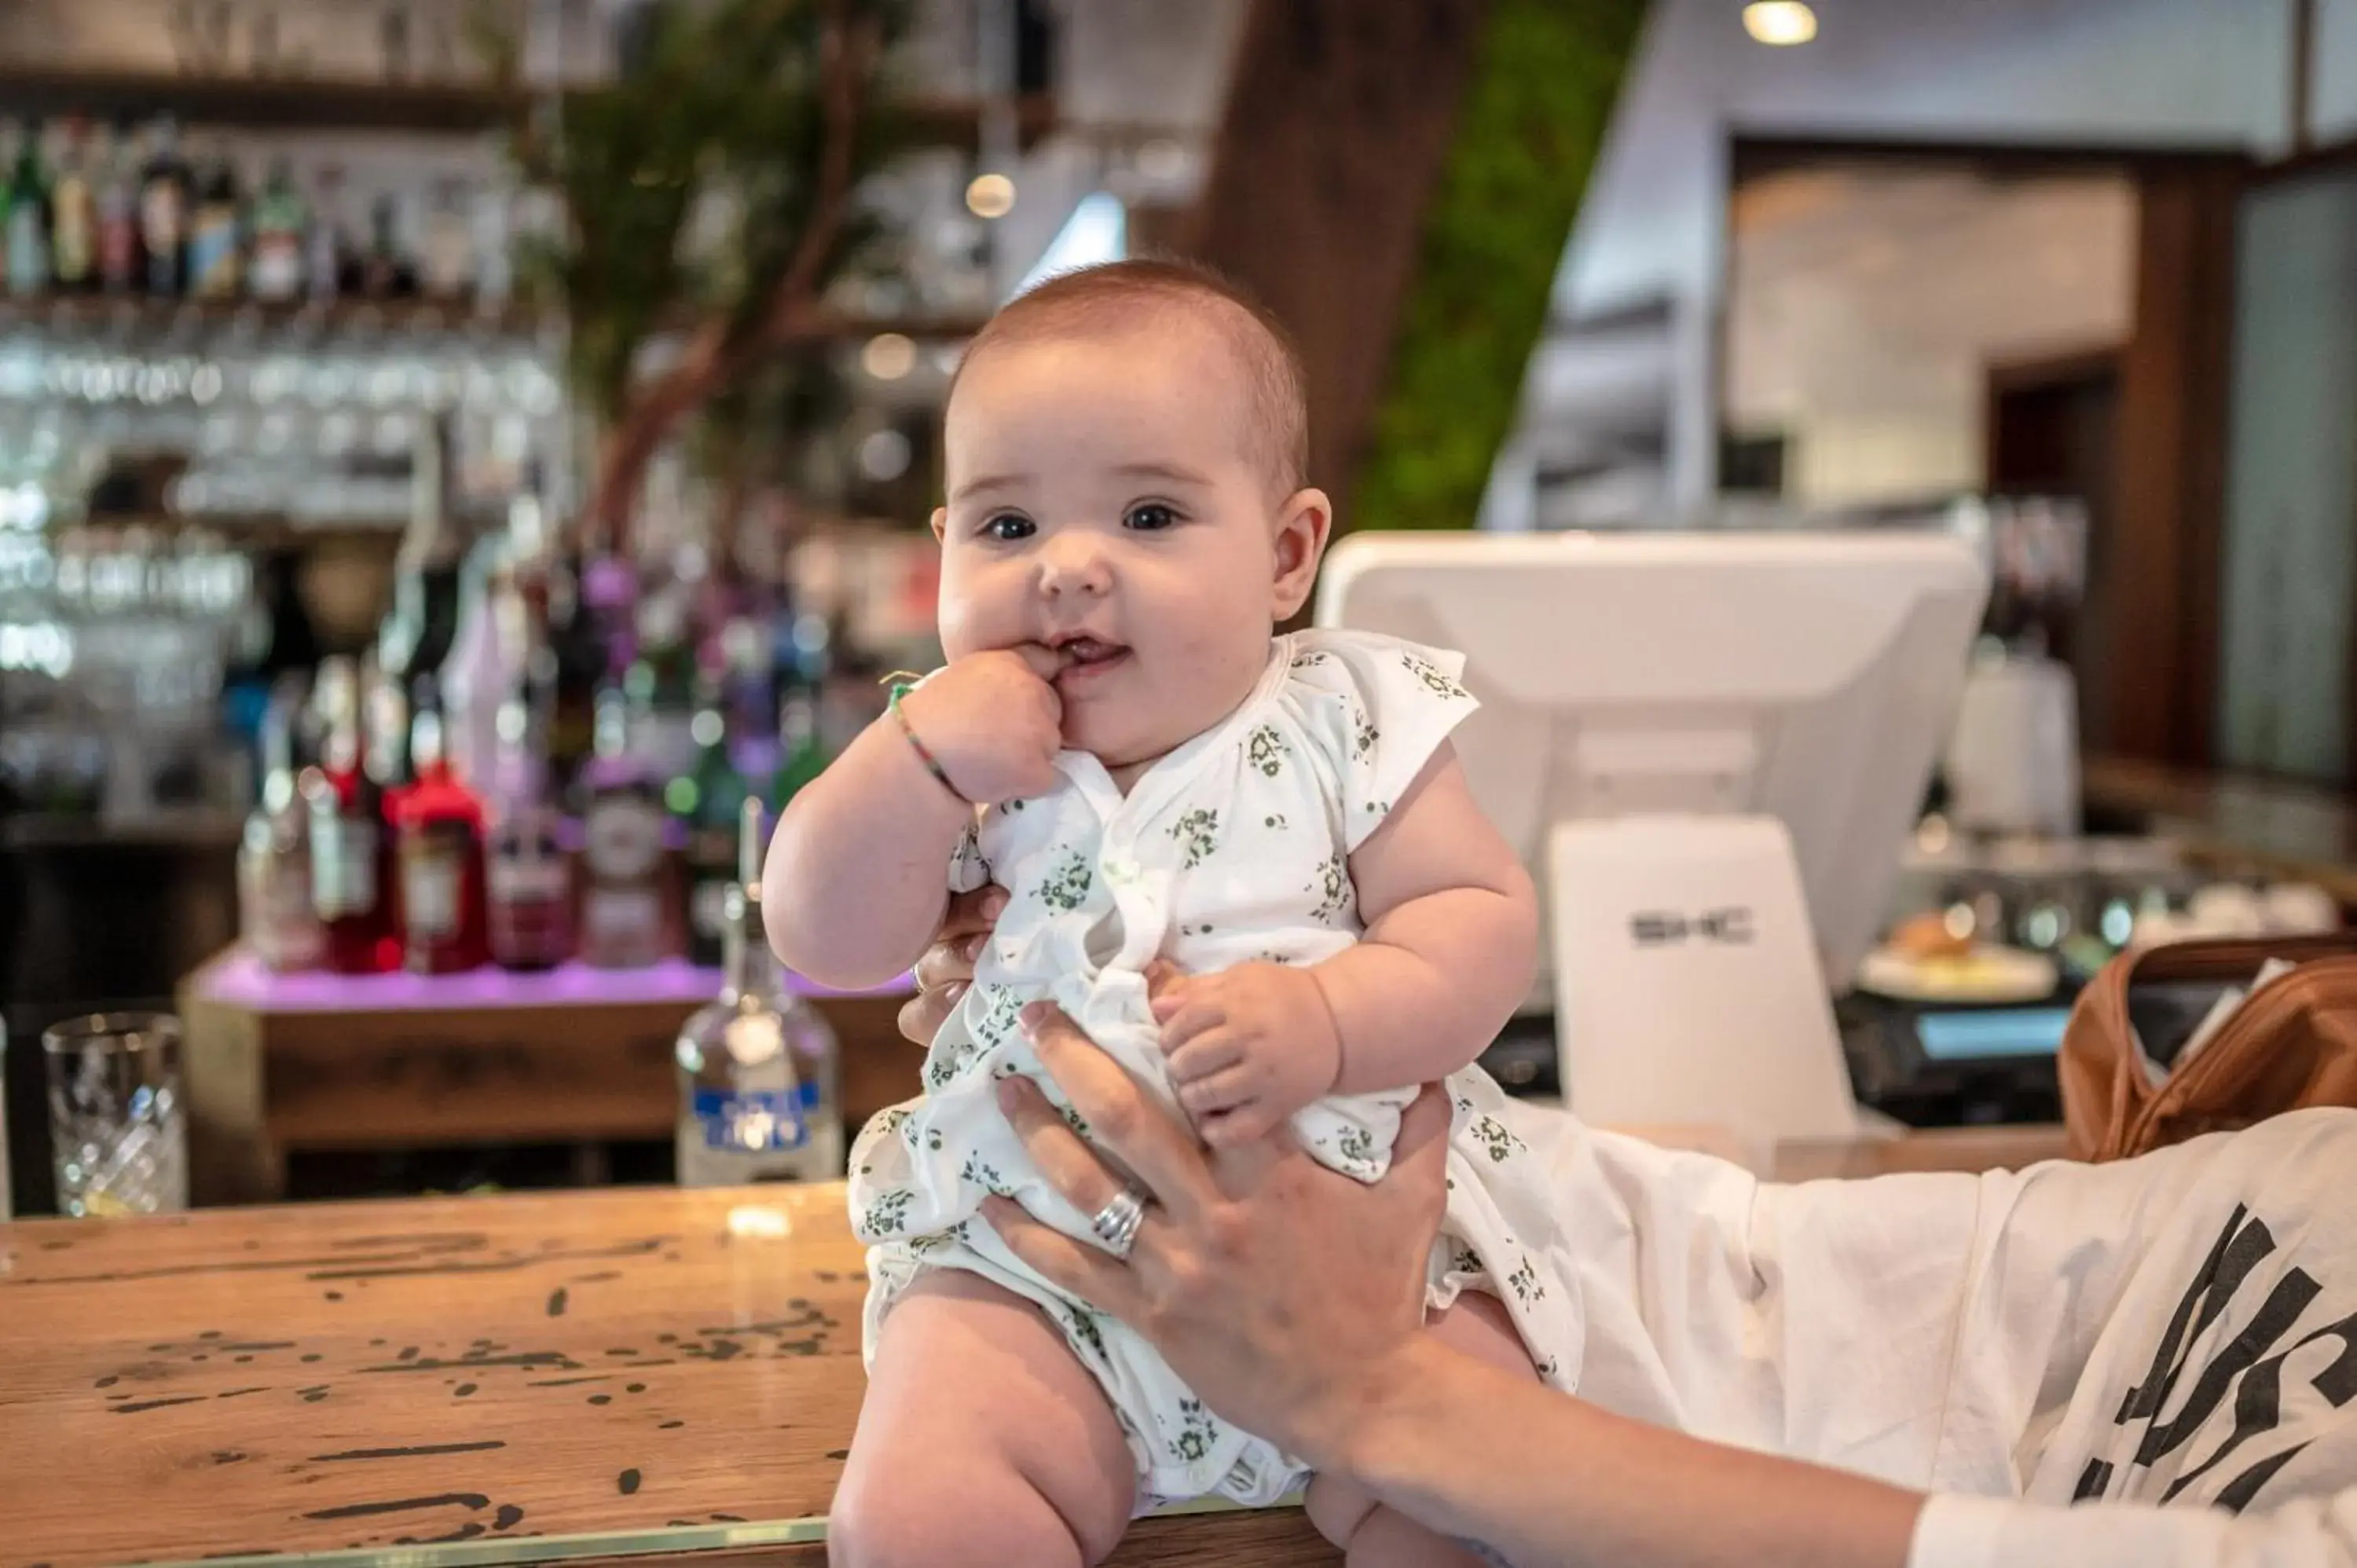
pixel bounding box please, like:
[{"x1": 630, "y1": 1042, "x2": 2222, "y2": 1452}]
[{"x1": 0, "y1": 1184, "x2": 1338, "y2": 1566}]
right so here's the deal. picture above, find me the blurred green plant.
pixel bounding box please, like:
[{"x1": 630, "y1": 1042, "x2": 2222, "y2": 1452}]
[
  {"x1": 1353, "y1": 0, "x2": 1646, "y2": 532},
  {"x1": 475, "y1": 0, "x2": 911, "y2": 549}
]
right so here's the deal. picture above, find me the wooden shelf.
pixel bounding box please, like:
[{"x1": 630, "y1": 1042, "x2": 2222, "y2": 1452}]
[
  {"x1": 0, "y1": 66, "x2": 525, "y2": 134},
  {"x1": 0, "y1": 294, "x2": 986, "y2": 343},
  {"x1": 0, "y1": 292, "x2": 546, "y2": 335},
  {"x1": 0, "y1": 71, "x2": 1066, "y2": 147},
  {"x1": 71, "y1": 512, "x2": 409, "y2": 549}
]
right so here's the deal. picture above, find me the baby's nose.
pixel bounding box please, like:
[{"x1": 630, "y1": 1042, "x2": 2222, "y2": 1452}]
[{"x1": 1037, "y1": 534, "x2": 1112, "y2": 596}]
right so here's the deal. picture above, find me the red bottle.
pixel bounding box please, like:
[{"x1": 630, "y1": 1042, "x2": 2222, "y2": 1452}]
[
  {"x1": 394, "y1": 706, "x2": 490, "y2": 974},
  {"x1": 302, "y1": 658, "x2": 399, "y2": 974}
]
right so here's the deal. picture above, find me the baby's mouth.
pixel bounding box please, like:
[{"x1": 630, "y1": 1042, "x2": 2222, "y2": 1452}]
[{"x1": 1050, "y1": 636, "x2": 1130, "y2": 686}]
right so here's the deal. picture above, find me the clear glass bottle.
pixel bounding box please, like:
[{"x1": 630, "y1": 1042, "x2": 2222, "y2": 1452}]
[
  {"x1": 422, "y1": 177, "x2": 472, "y2": 300},
  {"x1": 486, "y1": 687, "x2": 573, "y2": 972},
  {"x1": 238, "y1": 679, "x2": 324, "y2": 972},
  {"x1": 675, "y1": 799, "x2": 841, "y2": 1185}
]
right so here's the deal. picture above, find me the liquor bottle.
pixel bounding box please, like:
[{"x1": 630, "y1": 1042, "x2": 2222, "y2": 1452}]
[
  {"x1": 772, "y1": 671, "x2": 827, "y2": 811},
  {"x1": 674, "y1": 798, "x2": 842, "y2": 1185},
  {"x1": 306, "y1": 163, "x2": 346, "y2": 302},
  {"x1": 544, "y1": 551, "x2": 609, "y2": 804},
  {"x1": 238, "y1": 677, "x2": 325, "y2": 973},
  {"x1": 485, "y1": 679, "x2": 573, "y2": 972},
  {"x1": 247, "y1": 156, "x2": 306, "y2": 302},
  {"x1": 5, "y1": 119, "x2": 51, "y2": 298},
  {"x1": 93, "y1": 122, "x2": 141, "y2": 295},
  {"x1": 186, "y1": 143, "x2": 243, "y2": 299},
  {"x1": 47, "y1": 119, "x2": 93, "y2": 293},
  {"x1": 673, "y1": 672, "x2": 750, "y2": 968},
  {"x1": 379, "y1": 414, "x2": 467, "y2": 742},
  {"x1": 302, "y1": 658, "x2": 399, "y2": 974},
  {"x1": 577, "y1": 686, "x2": 676, "y2": 968},
  {"x1": 421, "y1": 178, "x2": 471, "y2": 301},
  {"x1": 627, "y1": 584, "x2": 702, "y2": 789},
  {"x1": 394, "y1": 696, "x2": 490, "y2": 974},
  {"x1": 442, "y1": 533, "x2": 519, "y2": 793},
  {"x1": 471, "y1": 176, "x2": 512, "y2": 310},
  {"x1": 139, "y1": 114, "x2": 192, "y2": 297},
  {"x1": 361, "y1": 191, "x2": 409, "y2": 299}
]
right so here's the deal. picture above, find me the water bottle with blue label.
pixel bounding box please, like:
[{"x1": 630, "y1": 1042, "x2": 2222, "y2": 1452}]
[{"x1": 674, "y1": 799, "x2": 842, "y2": 1185}]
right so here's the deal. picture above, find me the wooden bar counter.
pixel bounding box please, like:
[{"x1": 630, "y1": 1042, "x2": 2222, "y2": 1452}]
[
  {"x1": 175, "y1": 953, "x2": 925, "y2": 1206},
  {"x1": 0, "y1": 1129, "x2": 2069, "y2": 1568}
]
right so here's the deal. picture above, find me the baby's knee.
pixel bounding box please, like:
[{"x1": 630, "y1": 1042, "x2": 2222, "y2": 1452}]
[
  {"x1": 830, "y1": 1456, "x2": 1083, "y2": 1568},
  {"x1": 1303, "y1": 1471, "x2": 1379, "y2": 1551}
]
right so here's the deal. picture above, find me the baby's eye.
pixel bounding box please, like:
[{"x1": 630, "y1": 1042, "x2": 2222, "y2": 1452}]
[
  {"x1": 981, "y1": 513, "x2": 1036, "y2": 542},
  {"x1": 1124, "y1": 503, "x2": 1178, "y2": 532}
]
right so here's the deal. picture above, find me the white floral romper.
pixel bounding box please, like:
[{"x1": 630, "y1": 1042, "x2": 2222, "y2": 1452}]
[{"x1": 849, "y1": 628, "x2": 1582, "y2": 1509}]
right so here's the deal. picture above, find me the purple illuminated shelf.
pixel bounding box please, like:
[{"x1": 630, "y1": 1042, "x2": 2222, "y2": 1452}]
[{"x1": 198, "y1": 951, "x2": 908, "y2": 1014}]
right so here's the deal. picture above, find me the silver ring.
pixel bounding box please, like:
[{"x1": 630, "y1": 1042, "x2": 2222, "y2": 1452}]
[{"x1": 1089, "y1": 1185, "x2": 1149, "y2": 1260}]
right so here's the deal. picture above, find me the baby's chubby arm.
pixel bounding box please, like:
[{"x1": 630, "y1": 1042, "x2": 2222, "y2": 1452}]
[
  {"x1": 1156, "y1": 744, "x2": 1538, "y2": 1141},
  {"x1": 1316, "y1": 745, "x2": 1538, "y2": 1094},
  {"x1": 762, "y1": 646, "x2": 1065, "y2": 991}
]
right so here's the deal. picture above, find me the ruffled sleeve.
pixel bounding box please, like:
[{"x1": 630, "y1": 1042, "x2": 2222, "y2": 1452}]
[
  {"x1": 947, "y1": 816, "x2": 992, "y2": 893},
  {"x1": 1281, "y1": 629, "x2": 1480, "y2": 850}
]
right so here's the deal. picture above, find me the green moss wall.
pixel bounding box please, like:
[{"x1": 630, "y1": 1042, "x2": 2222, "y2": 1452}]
[{"x1": 1352, "y1": 0, "x2": 1648, "y2": 532}]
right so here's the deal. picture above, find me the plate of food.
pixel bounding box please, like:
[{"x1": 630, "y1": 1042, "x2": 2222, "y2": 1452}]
[{"x1": 1857, "y1": 912, "x2": 2062, "y2": 1004}]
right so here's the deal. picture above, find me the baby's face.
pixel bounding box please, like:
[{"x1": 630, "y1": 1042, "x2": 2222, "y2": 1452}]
[{"x1": 936, "y1": 317, "x2": 1325, "y2": 775}]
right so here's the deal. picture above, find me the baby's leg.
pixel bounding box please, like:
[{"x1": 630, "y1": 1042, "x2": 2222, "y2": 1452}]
[
  {"x1": 832, "y1": 1269, "x2": 1137, "y2": 1568},
  {"x1": 1304, "y1": 1291, "x2": 1534, "y2": 1568}
]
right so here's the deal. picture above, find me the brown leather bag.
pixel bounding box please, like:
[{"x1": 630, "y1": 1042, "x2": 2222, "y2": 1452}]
[{"x1": 2060, "y1": 933, "x2": 2357, "y2": 1160}]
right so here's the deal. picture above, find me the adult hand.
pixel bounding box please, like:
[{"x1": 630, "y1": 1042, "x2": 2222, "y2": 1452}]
[
  {"x1": 897, "y1": 885, "x2": 1010, "y2": 1045},
  {"x1": 981, "y1": 995, "x2": 1451, "y2": 1469}
]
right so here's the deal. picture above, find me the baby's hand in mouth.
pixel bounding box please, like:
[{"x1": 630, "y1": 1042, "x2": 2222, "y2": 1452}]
[{"x1": 1047, "y1": 636, "x2": 1130, "y2": 684}]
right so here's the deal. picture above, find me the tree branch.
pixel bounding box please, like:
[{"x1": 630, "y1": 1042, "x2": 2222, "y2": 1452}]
[{"x1": 583, "y1": 0, "x2": 881, "y2": 554}]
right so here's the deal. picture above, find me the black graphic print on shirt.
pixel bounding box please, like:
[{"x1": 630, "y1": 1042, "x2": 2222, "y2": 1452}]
[{"x1": 2074, "y1": 1203, "x2": 2357, "y2": 1512}]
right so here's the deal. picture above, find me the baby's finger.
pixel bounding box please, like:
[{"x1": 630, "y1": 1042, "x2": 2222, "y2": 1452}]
[
  {"x1": 1142, "y1": 958, "x2": 1190, "y2": 1008},
  {"x1": 1155, "y1": 996, "x2": 1226, "y2": 1052},
  {"x1": 1146, "y1": 970, "x2": 1197, "y2": 1024},
  {"x1": 1200, "y1": 1101, "x2": 1283, "y2": 1147},
  {"x1": 1008, "y1": 641, "x2": 1073, "y2": 683},
  {"x1": 1175, "y1": 1064, "x2": 1258, "y2": 1118},
  {"x1": 1164, "y1": 1031, "x2": 1245, "y2": 1085}
]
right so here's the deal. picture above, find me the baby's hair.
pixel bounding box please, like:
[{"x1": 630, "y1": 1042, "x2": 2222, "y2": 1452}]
[{"x1": 949, "y1": 257, "x2": 1310, "y2": 496}]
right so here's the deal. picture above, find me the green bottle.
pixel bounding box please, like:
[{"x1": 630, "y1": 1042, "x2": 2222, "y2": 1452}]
[
  {"x1": 674, "y1": 673, "x2": 751, "y2": 968},
  {"x1": 5, "y1": 119, "x2": 51, "y2": 297},
  {"x1": 771, "y1": 676, "x2": 827, "y2": 813}
]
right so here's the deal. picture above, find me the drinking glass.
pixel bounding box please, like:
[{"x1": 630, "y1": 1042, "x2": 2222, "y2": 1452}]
[{"x1": 42, "y1": 1013, "x2": 190, "y2": 1218}]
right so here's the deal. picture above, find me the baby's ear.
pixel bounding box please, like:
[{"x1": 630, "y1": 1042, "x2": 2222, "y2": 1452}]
[
  {"x1": 1271, "y1": 487, "x2": 1332, "y2": 617},
  {"x1": 930, "y1": 506, "x2": 949, "y2": 542}
]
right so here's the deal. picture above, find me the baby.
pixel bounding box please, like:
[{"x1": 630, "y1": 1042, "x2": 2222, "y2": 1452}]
[{"x1": 765, "y1": 260, "x2": 1569, "y2": 1568}]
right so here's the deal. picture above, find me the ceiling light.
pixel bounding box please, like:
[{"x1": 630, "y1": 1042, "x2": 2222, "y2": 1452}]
[
  {"x1": 1743, "y1": 2, "x2": 1817, "y2": 45},
  {"x1": 966, "y1": 172, "x2": 1017, "y2": 219},
  {"x1": 860, "y1": 332, "x2": 917, "y2": 381}
]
